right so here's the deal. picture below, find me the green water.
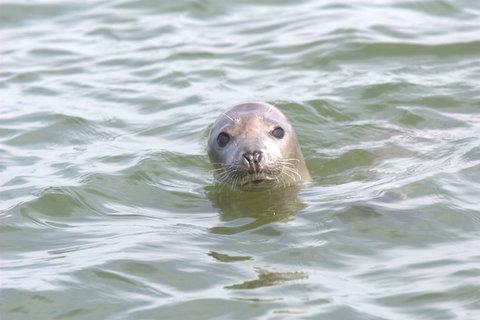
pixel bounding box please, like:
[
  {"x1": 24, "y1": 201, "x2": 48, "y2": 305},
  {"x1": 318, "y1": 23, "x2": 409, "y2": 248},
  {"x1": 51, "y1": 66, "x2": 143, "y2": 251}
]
[{"x1": 1, "y1": 0, "x2": 480, "y2": 319}]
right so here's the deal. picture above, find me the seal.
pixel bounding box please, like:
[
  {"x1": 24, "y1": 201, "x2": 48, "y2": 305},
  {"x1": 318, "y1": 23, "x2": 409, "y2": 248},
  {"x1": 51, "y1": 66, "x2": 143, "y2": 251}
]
[{"x1": 207, "y1": 102, "x2": 311, "y2": 190}]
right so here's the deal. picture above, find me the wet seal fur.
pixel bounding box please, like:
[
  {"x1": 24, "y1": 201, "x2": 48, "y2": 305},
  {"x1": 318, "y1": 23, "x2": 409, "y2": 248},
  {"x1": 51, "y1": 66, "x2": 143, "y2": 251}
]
[{"x1": 207, "y1": 102, "x2": 311, "y2": 191}]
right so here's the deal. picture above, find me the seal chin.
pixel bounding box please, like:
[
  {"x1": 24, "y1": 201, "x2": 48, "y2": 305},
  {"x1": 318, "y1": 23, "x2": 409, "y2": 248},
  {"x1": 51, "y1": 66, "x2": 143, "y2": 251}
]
[{"x1": 240, "y1": 174, "x2": 276, "y2": 190}]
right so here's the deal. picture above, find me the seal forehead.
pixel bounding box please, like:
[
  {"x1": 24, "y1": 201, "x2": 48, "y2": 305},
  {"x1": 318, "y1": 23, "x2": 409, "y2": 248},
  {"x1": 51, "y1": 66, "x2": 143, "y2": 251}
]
[
  {"x1": 225, "y1": 102, "x2": 287, "y2": 123},
  {"x1": 221, "y1": 108, "x2": 287, "y2": 137},
  {"x1": 234, "y1": 115, "x2": 266, "y2": 139},
  {"x1": 228, "y1": 102, "x2": 272, "y2": 113}
]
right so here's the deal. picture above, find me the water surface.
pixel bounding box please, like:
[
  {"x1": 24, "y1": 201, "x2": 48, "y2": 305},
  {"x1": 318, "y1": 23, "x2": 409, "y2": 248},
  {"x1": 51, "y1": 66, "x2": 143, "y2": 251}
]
[{"x1": 1, "y1": 0, "x2": 480, "y2": 319}]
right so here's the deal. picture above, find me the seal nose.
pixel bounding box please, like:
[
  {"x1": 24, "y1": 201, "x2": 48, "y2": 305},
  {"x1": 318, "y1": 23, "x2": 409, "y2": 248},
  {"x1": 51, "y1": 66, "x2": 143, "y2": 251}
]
[{"x1": 242, "y1": 151, "x2": 263, "y2": 173}]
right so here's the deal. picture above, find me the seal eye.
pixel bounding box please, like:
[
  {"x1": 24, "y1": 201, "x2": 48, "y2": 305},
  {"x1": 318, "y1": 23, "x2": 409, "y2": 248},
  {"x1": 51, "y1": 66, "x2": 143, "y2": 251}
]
[
  {"x1": 271, "y1": 127, "x2": 285, "y2": 139},
  {"x1": 217, "y1": 132, "x2": 230, "y2": 147}
]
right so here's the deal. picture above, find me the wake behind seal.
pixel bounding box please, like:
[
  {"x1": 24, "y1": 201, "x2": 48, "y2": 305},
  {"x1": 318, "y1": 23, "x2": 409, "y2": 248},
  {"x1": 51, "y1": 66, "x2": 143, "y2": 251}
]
[{"x1": 207, "y1": 102, "x2": 311, "y2": 191}]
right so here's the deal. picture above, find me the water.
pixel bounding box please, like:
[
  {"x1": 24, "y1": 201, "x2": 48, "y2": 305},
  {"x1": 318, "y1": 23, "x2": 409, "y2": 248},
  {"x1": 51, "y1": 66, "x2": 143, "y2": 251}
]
[{"x1": 1, "y1": 0, "x2": 479, "y2": 319}]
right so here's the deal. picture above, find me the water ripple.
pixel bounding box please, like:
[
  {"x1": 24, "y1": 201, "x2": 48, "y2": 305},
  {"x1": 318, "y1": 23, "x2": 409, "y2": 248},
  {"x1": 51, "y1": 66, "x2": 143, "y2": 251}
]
[{"x1": 1, "y1": 0, "x2": 480, "y2": 319}]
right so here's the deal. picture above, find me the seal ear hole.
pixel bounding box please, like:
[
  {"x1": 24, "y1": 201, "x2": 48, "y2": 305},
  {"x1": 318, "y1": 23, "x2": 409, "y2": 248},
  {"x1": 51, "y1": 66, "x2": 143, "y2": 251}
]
[
  {"x1": 217, "y1": 132, "x2": 230, "y2": 147},
  {"x1": 271, "y1": 127, "x2": 285, "y2": 139}
]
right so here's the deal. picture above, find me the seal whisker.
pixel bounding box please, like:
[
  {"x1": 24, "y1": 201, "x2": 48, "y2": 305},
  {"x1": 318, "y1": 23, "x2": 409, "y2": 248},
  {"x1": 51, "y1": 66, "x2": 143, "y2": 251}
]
[
  {"x1": 263, "y1": 105, "x2": 273, "y2": 120},
  {"x1": 279, "y1": 160, "x2": 300, "y2": 168},
  {"x1": 210, "y1": 167, "x2": 226, "y2": 174},
  {"x1": 281, "y1": 168, "x2": 296, "y2": 183},
  {"x1": 223, "y1": 112, "x2": 234, "y2": 122},
  {"x1": 217, "y1": 170, "x2": 230, "y2": 181},
  {"x1": 279, "y1": 175, "x2": 287, "y2": 188},
  {"x1": 276, "y1": 175, "x2": 283, "y2": 188},
  {"x1": 282, "y1": 165, "x2": 301, "y2": 181},
  {"x1": 232, "y1": 174, "x2": 240, "y2": 190},
  {"x1": 282, "y1": 158, "x2": 300, "y2": 163},
  {"x1": 215, "y1": 166, "x2": 237, "y2": 184}
]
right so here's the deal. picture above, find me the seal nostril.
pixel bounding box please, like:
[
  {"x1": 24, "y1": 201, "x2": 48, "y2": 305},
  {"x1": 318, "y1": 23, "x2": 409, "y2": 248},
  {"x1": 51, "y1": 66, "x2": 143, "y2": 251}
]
[
  {"x1": 243, "y1": 152, "x2": 262, "y2": 173},
  {"x1": 243, "y1": 153, "x2": 253, "y2": 165},
  {"x1": 253, "y1": 151, "x2": 263, "y2": 164}
]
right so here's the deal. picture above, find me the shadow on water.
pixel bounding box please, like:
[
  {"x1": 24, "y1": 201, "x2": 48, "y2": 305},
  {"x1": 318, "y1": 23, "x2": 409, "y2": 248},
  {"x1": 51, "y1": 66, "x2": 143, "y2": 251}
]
[
  {"x1": 205, "y1": 184, "x2": 307, "y2": 235},
  {"x1": 225, "y1": 268, "x2": 309, "y2": 290}
]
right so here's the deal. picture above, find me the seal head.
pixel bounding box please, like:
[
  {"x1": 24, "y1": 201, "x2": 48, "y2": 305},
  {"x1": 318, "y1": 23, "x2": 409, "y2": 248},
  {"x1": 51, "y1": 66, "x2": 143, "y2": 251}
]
[{"x1": 207, "y1": 102, "x2": 311, "y2": 190}]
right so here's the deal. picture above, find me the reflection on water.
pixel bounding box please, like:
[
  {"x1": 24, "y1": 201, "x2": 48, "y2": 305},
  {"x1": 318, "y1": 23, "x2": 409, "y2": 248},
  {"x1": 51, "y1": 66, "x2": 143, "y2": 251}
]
[
  {"x1": 226, "y1": 268, "x2": 308, "y2": 290},
  {"x1": 207, "y1": 185, "x2": 310, "y2": 291},
  {"x1": 1, "y1": 0, "x2": 480, "y2": 319},
  {"x1": 206, "y1": 185, "x2": 306, "y2": 234},
  {"x1": 208, "y1": 251, "x2": 252, "y2": 262}
]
